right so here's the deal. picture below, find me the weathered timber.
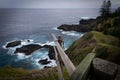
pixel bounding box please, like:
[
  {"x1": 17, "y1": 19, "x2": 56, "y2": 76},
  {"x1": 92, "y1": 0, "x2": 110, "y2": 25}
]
[
  {"x1": 52, "y1": 34, "x2": 76, "y2": 76},
  {"x1": 53, "y1": 46, "x2": 64, "y2": 80},
  {"x1": 91, "y1": 58, "x2": 118, "y2": 80},
  {"x1": 70, "y1": 53, "x2": 96, "y2": 80}
]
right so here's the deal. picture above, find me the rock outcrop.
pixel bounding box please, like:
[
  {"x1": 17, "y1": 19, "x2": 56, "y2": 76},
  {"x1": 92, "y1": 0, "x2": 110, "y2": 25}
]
[
  {"x1": 14, "y1": 44, "x2": 42, "y2": 55},
  {"x1": 13, "y1": 44, "x2": 55, "y2": 60},
  {"x1": 5, "y1": 40, "x2": 56, "y2": 60},
  {"x1": 38, "y1": 58, "x2": 51, "y2": 65},
  {"x1": 79, "y1": 19, "x2": 96, "y2": 25},
  {"x1": 91, "y1": 58, "x2": 118, "y2": 80},
  {"x1": 6, "y1": 40, "x2": 21, "y2": 48},
  {"x1": 48, "y1": 46, "x2": 55, "y2": 60},
  {"x1": 57, "y1": 18, "x2": 96, "y2": 32},
  {"x1": 58, "y1": 24, "x2": 90, "y2": 32}
]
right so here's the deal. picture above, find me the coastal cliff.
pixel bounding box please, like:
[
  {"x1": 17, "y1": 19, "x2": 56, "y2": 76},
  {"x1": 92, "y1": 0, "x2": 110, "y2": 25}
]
[{"x1": 57, "y1": 18, "x2": 95, "y2": 32}]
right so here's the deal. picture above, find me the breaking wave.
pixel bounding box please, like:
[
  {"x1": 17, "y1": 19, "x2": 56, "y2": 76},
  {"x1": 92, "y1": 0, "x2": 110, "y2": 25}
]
[{"x1": 61, "y1": 31, "x2": 83, "y2": 37}]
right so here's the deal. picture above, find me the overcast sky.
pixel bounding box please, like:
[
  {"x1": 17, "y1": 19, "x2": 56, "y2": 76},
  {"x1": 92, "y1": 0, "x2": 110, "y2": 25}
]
[{"x1": 0, "y1": 0, "x2": 120, "y2": 8}]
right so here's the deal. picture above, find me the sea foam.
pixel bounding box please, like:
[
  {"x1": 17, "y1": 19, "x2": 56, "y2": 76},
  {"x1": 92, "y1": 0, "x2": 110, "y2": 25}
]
[{"x1": 61, "y1": 31, "x2": 81, "y2": 36}]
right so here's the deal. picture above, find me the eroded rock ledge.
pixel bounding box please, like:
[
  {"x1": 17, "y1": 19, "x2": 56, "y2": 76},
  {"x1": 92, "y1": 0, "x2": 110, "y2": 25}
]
[
  {"x1": 6, "y1": 40, "x2": 21, "y2": 48},
  {"x1": 58, "y1": 18, "x2": 96, "y2": 32}
]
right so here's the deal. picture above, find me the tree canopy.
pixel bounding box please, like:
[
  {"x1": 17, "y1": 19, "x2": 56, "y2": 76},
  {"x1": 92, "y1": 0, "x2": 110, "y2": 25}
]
[{"x1": 100, "y1": 0, "x2": 111, "y2": 18}]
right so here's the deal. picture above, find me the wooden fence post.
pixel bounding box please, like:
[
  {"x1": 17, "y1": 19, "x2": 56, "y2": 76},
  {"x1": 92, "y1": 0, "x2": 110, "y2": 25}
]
[{"x1": 52, "y1": 34, "x2": 76, "y2": 76}]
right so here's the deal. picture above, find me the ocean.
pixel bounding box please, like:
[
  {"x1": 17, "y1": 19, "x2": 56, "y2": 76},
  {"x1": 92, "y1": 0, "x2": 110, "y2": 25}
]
[{"x1": 0, "y1": 8, "x2": 99, "y2": 69}]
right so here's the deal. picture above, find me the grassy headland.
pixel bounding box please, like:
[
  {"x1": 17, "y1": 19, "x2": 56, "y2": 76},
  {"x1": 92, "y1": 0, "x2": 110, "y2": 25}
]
[{"x1": 66, "y1": 31, "x2": 120, "y2": 65}]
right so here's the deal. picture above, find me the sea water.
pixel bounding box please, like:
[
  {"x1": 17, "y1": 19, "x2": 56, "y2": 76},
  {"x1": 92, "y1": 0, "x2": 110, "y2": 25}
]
[{"x1": 0, "y1": 8, "x2": 99, "y2": 69}]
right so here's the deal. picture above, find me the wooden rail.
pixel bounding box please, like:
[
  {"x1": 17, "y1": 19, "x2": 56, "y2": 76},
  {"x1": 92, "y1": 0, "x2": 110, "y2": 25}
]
[
  {"x1": 52, "y1": 34, "x2": 118, "y2": 80},
  {"x1": 70, "y1": 53, "x2": 96, "y2": 80},
  {"x1": 53, "y1": 46, "x2": 64, "y2": 80},
  {"x1": 52, "y1": 34, "x2": 76, "y2": 76}
]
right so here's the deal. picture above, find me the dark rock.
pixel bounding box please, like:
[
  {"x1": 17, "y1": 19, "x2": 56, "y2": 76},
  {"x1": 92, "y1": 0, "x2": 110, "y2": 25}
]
[
  {"x1": 48, "y1": 46, "x2": 55, "y2": 60},
  {"x1": 43, "y1": 45, "x2": 52, "y2": 48},
  {"x1": 91, "y1": 58, "x2": 118, "y2": 80},
  {"x1": 14, "y1": 43, "x2": 55, "y2": 60},
  {"x1": 44, "y1": 66, "x2": 52, "y2": 69},
  {"x1": 38, "y1": 58, "x2": 51, "y2": 65},
  {"x1": 6, "y1": 40, "x2": 21, "y2": 48},
  {"x1": 42, "y1": 45, "x2": 55, "y2": 60},
  {"x1": 57, "y1": 18, "x2": 96, "y2": 32},
  {"x1": 43, "y1": 45, "x2": 55, "y2": 60},
  {"x1": 58, "y1": 24, "x2": 90, "y2": 32},
  {"x1": 14, "y1": 44, "x2": 42, "y2": 55},
  {"x1": 79, "y1": 19, "x2": 96, "y2": 25}
]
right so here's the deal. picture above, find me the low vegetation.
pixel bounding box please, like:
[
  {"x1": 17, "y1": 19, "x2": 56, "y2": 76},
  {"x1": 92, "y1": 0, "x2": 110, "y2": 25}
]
[
  {"x1": 66, "y1": 31, "x2": 120, "y2": 65},
  {"x1": 0, "y1": 66, "x2": 69, "y2": 80}
]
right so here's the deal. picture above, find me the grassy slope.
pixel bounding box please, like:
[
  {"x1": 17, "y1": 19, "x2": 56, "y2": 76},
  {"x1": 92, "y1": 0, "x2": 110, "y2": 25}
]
[
  {"x1": 66, "y1": 31, "x2": 120, "y2": 65},
  {"x1": 0, "y1": 66, "x2": 56, "y2": 80},
  {"x1": 0, "y1": 66, "x2": 69, "y2": 80}
]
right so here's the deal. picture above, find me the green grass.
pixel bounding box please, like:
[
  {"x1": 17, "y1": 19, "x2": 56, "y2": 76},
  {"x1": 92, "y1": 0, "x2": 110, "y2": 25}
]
[
  {"x1": 96, "y1": 43, "x2": 120, "y2": 64},
  {"x1": 92, "y1": 31, "x2": 119, "y2": 46},
  {"x1": 0, "y1": 66, "x2": 69, "y2": 80},
  {"x1": 0, "y1": 66, "x2": 28, "y2": 77},
  {"x1": 66, "y1": 31, "x2": 120, "y2": 65},
  {"x1": 0, "y1": 66, "x2": 57, "y2": 80}
]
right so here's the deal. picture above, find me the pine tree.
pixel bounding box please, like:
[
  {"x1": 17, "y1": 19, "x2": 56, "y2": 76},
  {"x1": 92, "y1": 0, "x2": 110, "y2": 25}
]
[
  {"x1": 106, "y1": 0, "x2": 111, "y2": 14},
  {"x1": 100, "y1": 0, "x2": 106, "y2": 16},
  {"x1": 100, "y1": 0, "x2": 111, "y2": 18}
]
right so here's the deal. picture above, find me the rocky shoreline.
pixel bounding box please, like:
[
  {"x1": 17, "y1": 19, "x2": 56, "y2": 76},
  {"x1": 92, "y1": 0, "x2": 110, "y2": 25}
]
[
  {"x1": 5, "y1": 40, "x2": 55, "y2": 65},
  {"x1": 57, "y1": 18, "x2": 96, "y2": 32}
]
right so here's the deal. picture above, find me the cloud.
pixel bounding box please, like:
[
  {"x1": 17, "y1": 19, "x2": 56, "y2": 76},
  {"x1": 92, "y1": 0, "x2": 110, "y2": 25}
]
[{"x1": 0, "y1": 0, "x2": 119, "y2": 8}]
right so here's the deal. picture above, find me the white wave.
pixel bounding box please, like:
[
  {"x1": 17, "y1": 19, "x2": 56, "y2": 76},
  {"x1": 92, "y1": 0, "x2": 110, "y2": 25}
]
[
  {"x1": 34, "y1": 59, "x2": 44, "y2": 69},
  {"x1": 41, "y1": 56, "x2": 57, "y2": 68},
  {"x1": 32, "y1": 50, "x2": 56, "y2": 69},
  {"x1": 37, "y1": 41, "x2": 55, "y2": 46},
  {"x1": 81, "y1": 17, "x2": 91, "y2": 19},
  {"x1": 15, "y1": 53, "x2": 30, "y2": 60},
  {"x1": 32, "y1": 54, "x2": 56, "y2": 69},
  {"x1": 2, "y1": 45, "x2": 7, "y2": 49},
  {"x1": 62, "y1": 31, "x2": 81, "y2": 36},
  {"x1": 44, "y1": 41, "x2": 55, "y2": 46},
  {"x1": 21, "y1": 39, "x2": 33, "y2": 45},
  {"x1": 3, "y1": 39, "x2": 34, "y2": 49},
  {"x1": 7, "y1": 48, "x2": 16, "y2": 55}
]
